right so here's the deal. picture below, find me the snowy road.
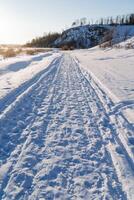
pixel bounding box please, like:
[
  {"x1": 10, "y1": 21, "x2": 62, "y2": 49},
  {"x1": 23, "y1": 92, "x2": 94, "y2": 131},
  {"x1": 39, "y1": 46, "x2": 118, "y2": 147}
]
[{"x1": 0, "y1": 53, "x2": 134, "y2": 199}]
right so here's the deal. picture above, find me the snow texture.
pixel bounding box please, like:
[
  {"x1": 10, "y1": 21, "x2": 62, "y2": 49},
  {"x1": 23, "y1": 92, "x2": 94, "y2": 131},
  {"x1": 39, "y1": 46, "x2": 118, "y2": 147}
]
[{"x1": 0, "y1": 50, "x2": 134, "y2": 199}]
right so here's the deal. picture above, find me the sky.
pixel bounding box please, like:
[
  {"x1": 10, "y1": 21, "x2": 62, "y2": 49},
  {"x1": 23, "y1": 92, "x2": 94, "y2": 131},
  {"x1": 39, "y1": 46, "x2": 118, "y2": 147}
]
[{"x1": 0, "y1": 0, "x2": 133, "y2": 44}]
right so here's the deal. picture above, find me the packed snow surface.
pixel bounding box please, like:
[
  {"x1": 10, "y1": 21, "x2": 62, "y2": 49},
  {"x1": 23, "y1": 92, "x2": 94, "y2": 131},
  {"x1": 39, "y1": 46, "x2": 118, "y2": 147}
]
[{"x1": 0, "y1": 50, "x2": 134, "y2": 199}]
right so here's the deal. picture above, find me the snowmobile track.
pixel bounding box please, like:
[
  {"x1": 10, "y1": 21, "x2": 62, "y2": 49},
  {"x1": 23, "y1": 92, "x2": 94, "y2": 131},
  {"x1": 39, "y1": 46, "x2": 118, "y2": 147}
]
[{"x1": 0, "y1": 54, "x2": 133, "y2": 200}]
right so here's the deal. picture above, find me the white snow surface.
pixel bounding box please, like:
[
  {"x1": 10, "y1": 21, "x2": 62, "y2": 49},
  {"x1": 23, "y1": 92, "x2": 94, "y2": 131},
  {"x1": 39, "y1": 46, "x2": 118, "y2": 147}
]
[
  {"x1": 0, "y1": 50, "x2": 134, "y2": 199},
  {"x1": 0, "y1": 52, "x2": 60, "y2": 99},
  {"x1": 70, "y1": 47, "x2": 134, "y2": 102},
  {"x1": 118, "y1": 36, "x2": 134, "y2": 48}
]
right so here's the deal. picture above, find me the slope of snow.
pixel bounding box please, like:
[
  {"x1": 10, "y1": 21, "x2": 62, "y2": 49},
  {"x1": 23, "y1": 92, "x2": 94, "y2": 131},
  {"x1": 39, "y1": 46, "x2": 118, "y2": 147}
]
[
  {"x1": 118, "y1": 36, "x2": 134, "y2": 48},
  {"x1": 0, "y1": 52, "x2": 133, "y2": 199}
]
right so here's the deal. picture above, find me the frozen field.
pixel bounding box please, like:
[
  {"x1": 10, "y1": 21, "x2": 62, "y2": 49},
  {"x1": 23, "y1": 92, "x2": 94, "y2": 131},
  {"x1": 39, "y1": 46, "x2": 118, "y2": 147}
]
[{"x1": 0, "y1": 50, "x2": 133, "y2": 199}]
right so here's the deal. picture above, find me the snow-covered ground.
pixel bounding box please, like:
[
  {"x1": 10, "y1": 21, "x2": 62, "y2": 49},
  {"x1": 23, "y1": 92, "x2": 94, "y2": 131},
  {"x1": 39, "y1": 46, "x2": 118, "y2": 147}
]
[
  {"x1": 70, "y1": 47, "x2": 134, "y2": 102},
  {"x1": 118, "y1": 36, "x2": 134, "y2": 48},
  {"x1": 0, "y1": 50, "x2": 134, "y2": 199},
  {"x1": 0, "y1": 52, "x2": 61, "y2": 100},
  {"x1": 70, "y1": 47, "x2": 134, "y2": 124}
]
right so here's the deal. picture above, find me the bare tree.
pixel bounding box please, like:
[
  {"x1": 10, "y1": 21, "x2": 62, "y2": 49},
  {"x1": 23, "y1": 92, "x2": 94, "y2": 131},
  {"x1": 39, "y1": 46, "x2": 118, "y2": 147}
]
[
  {"x1": 80, "y1": 18, "x2": 87, "y2": 26},
  {"x1": 72, "y1": 22, "x2": 76, "y2": 27}
]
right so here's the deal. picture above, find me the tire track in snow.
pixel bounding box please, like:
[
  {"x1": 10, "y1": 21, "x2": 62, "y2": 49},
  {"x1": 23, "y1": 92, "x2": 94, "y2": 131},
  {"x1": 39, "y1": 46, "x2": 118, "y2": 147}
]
[
  {"x1": 27, "y1": 55, "x2": 125, "y2": 199},
  {"x1": 68, "y1": 57, "x2": 127, "y2": 199},
  {"x1": 76, "y1": 59, "x2": 134, "y2": 171},
  {"x1": 74, "y1": 58, "x2": 134, "y2": 199},
  {"x1": 0, "y1": 54, "x2": 133, "y2": 199},
  {"x1": 0, "y1": 55, "x2": 61, "y2": 115},
  {"x1": 77, "y1": 60, "x2": 134, "y2": 167},
  {"x1": 0, "y1": 55, "x2": 63, "y2": 198}
]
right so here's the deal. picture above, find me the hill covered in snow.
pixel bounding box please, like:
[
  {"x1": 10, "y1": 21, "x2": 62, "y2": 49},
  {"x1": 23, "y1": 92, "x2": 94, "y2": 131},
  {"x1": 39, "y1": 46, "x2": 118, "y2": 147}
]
[
  {"x1": 25, "y1": 13, "x2": 134, "y2": 49},
  {"x1": 54, "y1": 25, "x2": 134, "y2": 49},
  {"x1": 54, "y1": 25, "x2": 108, "y2": 48},
  {"x1": 26, "y1": 24, "x2": 134, "y2": 49}
]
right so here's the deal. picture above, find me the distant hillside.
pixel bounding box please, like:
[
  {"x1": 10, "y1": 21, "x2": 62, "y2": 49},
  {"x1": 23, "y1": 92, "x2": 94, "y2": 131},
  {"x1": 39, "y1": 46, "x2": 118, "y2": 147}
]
[
  {"x1": 54, "y1": 25, "x2": 108, "y2": 49},
  {"x1": 26, "y1": 19, "x2": 134, "y2": 49}
]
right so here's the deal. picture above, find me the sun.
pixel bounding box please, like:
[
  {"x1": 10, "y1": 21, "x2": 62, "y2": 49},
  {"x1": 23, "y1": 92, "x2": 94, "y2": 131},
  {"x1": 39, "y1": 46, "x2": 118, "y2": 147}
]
[
  {"x1": 0, "y1": 7, "x2": 12, "y2": 43},
  {"x1": 0, "y1": 6, "x2": 21, "y2": 44}
]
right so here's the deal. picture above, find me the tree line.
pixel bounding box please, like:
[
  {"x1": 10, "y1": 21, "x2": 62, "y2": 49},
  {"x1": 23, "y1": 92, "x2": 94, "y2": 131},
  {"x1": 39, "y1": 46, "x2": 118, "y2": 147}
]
[
  {"x1": 25, "y1": 13, "x2": 134, "y2": 48},
  {"x1": 25, "y1": 32, "x2": 60, "y2": 48},
  {"x1": 72, "y1": 13, "x2": 134, "y2": 27}
]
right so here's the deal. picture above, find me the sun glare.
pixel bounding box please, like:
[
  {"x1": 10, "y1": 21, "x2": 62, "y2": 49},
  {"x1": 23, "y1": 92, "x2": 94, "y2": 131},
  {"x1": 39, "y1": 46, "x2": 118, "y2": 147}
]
[{"x1": 0, "y1": 7, "x2": 22, "y2": 44}]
